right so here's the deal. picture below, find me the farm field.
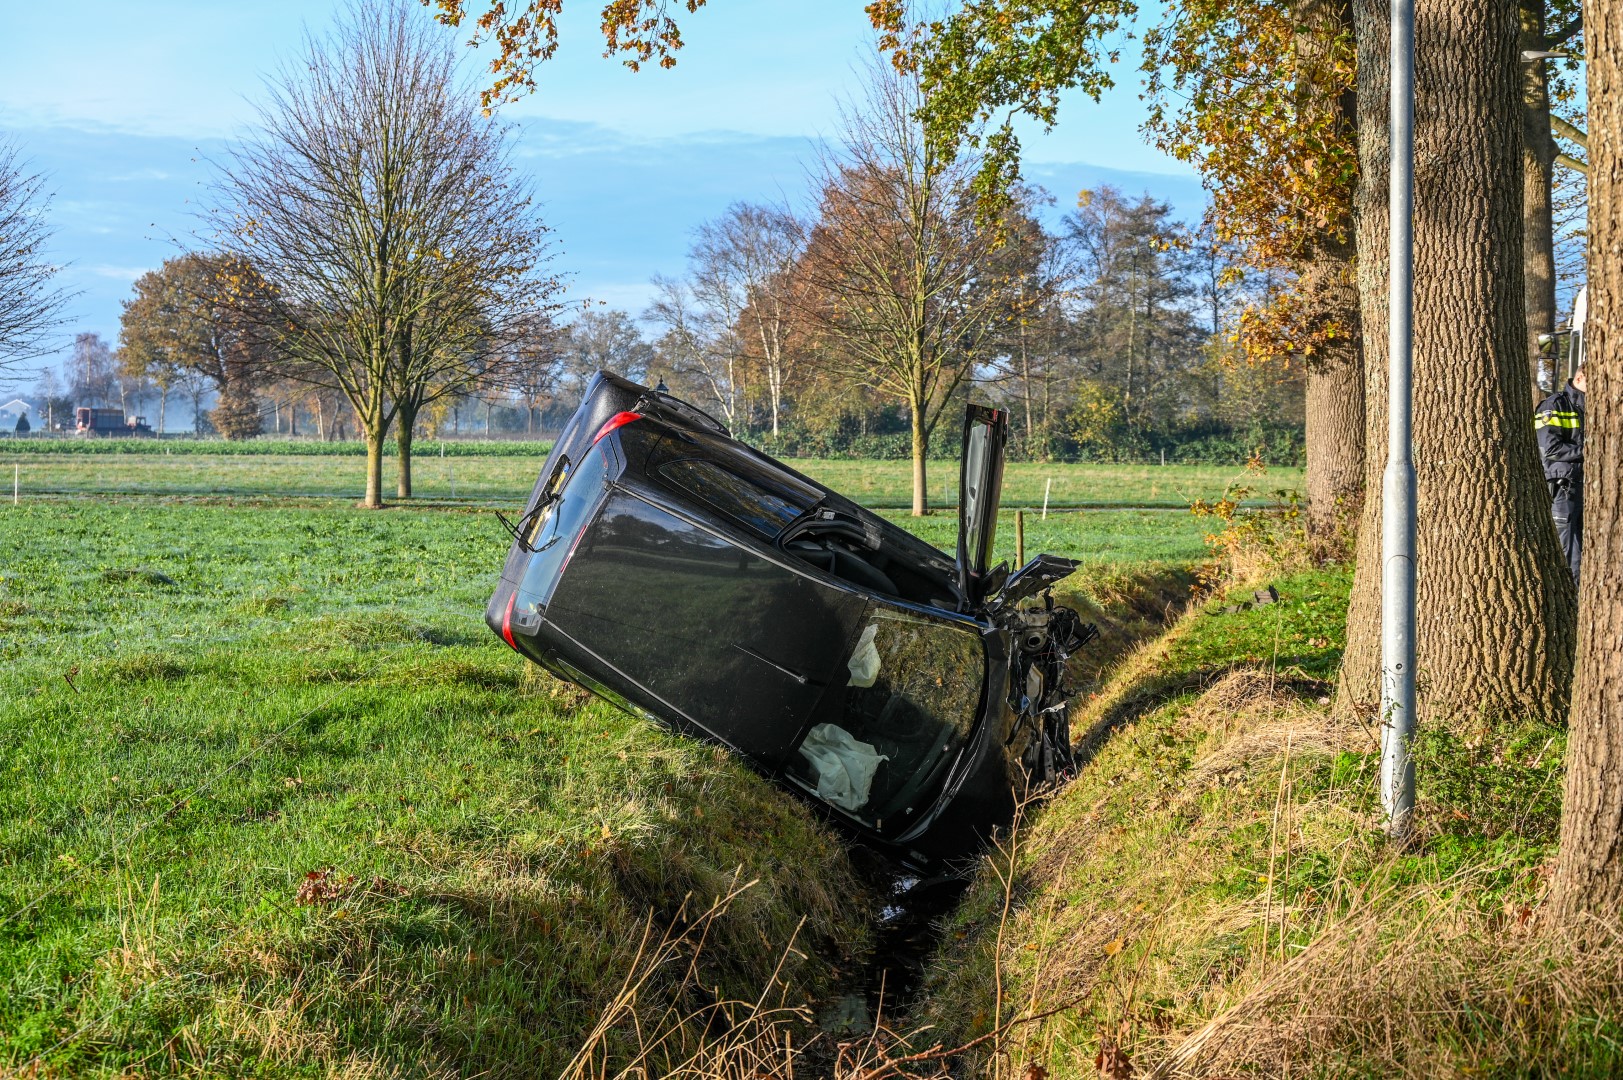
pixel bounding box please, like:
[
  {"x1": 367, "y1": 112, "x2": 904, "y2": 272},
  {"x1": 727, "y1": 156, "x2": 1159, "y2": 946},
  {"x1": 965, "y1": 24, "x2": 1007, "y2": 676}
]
[
  {"x1": 0, "y1": 433, "x2": 1222, "y2": 1076},
  {"x1": 0, "y1": 501, "x2": 867, "y2": 1076},
  {"x1": 1, "y1": 449, "x2": 1301, "y2": 509},
  {"x1": 0, "y1": 491, "x2": 1209, "y2": 1074}
]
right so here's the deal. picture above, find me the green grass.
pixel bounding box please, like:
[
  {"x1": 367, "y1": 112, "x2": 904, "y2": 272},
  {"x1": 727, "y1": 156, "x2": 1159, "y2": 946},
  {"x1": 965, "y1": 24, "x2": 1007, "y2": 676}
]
[
  {"x1": 0, "y1": 502, "x2": 868, "y2": 1077},
  {"x1": 879, "y1": 508, "x2": 1214, "y2": 566},
  {"x1": 0, "y1": 479, "x2": 1225, "y2": 1074},
  {"x1": 796, "y1": 459, "x2": 1300, "y2": 509}
]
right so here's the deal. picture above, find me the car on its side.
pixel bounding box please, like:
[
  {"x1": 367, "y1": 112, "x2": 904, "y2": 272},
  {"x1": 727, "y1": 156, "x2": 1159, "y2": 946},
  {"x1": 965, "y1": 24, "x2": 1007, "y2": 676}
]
[{"x1": 486, "y1": 372, "x2": 1093, "y2": 868}]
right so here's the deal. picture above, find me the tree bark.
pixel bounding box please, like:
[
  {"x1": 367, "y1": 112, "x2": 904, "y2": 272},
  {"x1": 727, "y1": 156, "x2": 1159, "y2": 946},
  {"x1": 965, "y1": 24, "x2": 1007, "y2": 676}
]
[
  {"x1": 364, "y1": 430, "x2": 385, "y2": 508},
  {"x1": 910, "y1": 395, "x2": 929, "y2": 517},
  {"x1": 1304, "y1": 305, "x2": 1366, "y2": 533},
  {"x1": 396, "y1": 403, "x2": 417, "y2": 500},
  {"x1": 1551, "y1": 0, "x2": 1621, "y2": 920},
  {"x1": 1338, "y1": 0, "x2": 1576, "y2": 725},
  {"x1": 1521, "y1": 0, "x2": 1560, "y2": 398}
]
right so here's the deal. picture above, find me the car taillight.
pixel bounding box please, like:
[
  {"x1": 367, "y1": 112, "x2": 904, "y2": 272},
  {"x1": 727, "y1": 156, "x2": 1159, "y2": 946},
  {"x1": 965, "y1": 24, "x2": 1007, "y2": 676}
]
[
  {"x1": 592, "y1": 411, "x2": 642, "y2": 444},
  {"x1": 501, "y1": 592, "x2": 518, "y2": 651}
]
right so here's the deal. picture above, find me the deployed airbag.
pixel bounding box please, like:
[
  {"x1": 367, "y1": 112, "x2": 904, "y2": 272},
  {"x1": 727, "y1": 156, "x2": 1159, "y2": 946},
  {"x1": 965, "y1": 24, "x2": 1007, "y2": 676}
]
[
  {"x1": 847, "y1": 622, "x2": 881, "y2": 688},
  {"x1": 797, "y1": 723, "x2": 888, "y2": 811}
]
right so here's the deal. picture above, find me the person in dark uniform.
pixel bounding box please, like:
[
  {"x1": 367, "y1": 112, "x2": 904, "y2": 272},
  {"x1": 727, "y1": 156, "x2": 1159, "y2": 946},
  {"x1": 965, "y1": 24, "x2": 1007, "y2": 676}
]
[{"x1": 1534, "y1": 363, "x2": 1586, "y2": 584}]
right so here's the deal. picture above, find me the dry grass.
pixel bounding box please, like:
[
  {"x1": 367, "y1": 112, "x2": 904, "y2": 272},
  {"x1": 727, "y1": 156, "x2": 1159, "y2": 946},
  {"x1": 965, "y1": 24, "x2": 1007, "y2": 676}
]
[
  {"x1": 561, "y1": 870, "x2": 1077, "y2": 1080},
  {"x1": 915, "y1": 604, "x2": 1601, "y2": 1078}
]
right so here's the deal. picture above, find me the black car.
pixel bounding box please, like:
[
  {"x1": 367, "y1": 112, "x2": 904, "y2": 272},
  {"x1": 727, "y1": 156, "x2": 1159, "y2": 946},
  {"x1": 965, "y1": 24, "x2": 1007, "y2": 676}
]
[{"x1": 486, "y1": 372, "x2": 1094, "y2": 868}]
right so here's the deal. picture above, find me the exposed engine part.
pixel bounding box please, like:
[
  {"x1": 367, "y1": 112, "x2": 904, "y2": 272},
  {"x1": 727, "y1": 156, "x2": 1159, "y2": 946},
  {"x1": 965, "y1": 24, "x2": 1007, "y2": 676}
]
[{"x1": 1001, "y1": 588, "x2": 1099, "y2": 787}]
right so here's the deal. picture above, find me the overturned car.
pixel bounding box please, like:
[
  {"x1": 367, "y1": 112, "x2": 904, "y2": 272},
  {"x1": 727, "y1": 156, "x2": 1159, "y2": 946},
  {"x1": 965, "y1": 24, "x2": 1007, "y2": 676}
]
[{"x1": 486, "y1": 373, "x2": 1095, "y2": 867}]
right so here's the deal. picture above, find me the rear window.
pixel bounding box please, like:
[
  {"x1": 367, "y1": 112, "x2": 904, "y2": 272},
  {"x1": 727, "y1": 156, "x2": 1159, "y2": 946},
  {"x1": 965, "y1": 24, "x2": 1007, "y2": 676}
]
[
  {"x1": 515, "y1": 446, "x2": 610, "y2": 610},
  {"x1": 657, "y1": 456, "x2": 807, "y2": 539}
]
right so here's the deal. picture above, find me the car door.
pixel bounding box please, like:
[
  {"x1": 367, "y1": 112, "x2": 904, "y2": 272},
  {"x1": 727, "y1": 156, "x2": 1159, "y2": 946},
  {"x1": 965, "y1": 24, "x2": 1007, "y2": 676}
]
[
  {"x1": 544, "y1": 489, "x2": 870, "y2": 768},
  {"x1": 956, "y1": 404, "x2": 1009, "y2": 610}
]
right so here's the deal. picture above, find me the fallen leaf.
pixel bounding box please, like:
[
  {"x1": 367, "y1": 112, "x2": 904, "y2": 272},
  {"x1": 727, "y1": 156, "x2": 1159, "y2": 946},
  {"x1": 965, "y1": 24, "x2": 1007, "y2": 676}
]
[
  {"x1": 1102, "y1": 937, "x2": 1125, "y2": 957},
  {"x1": 1095, "y1": 1040, "x2": 1134, "y2": 1079}
]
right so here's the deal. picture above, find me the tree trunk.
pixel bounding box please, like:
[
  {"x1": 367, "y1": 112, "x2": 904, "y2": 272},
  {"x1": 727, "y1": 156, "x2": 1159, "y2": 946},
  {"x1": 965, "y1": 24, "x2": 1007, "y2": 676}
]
[
  {"x1": 1296, "y1": 0, "x2": 1366, "y2": 536},
  {"x1": 396, "y1": 403, "x2": 417, "y2": 500},
  {"x1": 910, "y1": 395, "x2": 929, "y2": 517},
  {"x1": 1338, "y1": 0, "x2": 1576, "y2": 725},
  {"x1": 1304, "y1": 328, "x2": 1366, "y2": 533},
  {"x1": 1551, "y1": 0, "x2": 1621, "y2": 920},
  {"x1": 1520, "y1": 0, "x2": 1559, "y2": 398},
  {"x1": 157, "y1": 388, "x2": 167, "y2": 435},
  {"x1": 364, "y1": 430, "x2": 385, "y2": 508}
]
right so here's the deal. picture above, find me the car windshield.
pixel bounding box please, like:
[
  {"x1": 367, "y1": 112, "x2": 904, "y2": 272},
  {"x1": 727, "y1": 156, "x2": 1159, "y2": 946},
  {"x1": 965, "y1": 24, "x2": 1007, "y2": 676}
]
[
  {"x1": 515, "y1": 446, "x2": 610, "y2": 610},
  {"x1": 789, "y1": 610, "x2": 985, "y2": 831}
]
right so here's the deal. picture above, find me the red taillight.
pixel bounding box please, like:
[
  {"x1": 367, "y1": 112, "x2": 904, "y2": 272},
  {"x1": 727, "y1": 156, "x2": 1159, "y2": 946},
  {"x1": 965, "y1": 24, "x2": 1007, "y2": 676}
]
[
  {"x1": 501, "y1": 592, "x2": 518, "y2": 651},
  {"x1": 592, "y1": 411, "x2": 642, "y2": 444}
]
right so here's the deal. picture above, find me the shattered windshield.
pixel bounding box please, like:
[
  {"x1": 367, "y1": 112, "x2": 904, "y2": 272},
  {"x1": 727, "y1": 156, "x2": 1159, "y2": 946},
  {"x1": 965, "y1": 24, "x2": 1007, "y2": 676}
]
[{"x1": 791, "y1": 611, "x2": 985, "y2": 830}]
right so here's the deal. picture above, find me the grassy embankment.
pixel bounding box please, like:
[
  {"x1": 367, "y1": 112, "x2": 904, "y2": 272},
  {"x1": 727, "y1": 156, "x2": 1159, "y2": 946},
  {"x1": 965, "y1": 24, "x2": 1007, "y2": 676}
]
[
  {"x1": 0, "y1": 503, "x2": 868, "y2": 1077},
  {"x1": 0, "y1": 479, "x2": 1216, "y2": 1076},
  {"x1": 915, "y1": 559, "x2": 1617, "y2": 1077}
]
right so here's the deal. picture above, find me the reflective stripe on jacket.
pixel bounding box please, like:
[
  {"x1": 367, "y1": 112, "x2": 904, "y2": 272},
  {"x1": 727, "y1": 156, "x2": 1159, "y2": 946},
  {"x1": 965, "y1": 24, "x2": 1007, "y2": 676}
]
[{"x1": 1534, "y1": 383, "x2": 1585, "y2": 483}]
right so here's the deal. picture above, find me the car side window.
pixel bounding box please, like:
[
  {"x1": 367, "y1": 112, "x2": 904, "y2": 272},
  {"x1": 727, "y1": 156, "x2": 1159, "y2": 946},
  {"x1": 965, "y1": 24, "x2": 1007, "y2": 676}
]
[{"x1": 657, "y1": 456, "x2": 808, "y2": 539}]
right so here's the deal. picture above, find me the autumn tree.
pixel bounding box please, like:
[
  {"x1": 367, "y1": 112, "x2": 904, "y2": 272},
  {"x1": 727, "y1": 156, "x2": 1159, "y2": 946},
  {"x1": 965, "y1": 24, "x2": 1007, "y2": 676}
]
[
  {"x1": 423, "y1": 0, "x2": 709, "y2": 107},
  {"x1": 1550, "y1": 0, "x2": 1620, "y2": 920},
  {"x1": 1140, "y1": 0, "x2": 1364, "y2": 535},
  {"x1": 119, "y1": 254, "x2": 274, "y2": 440},
  {"x1": 209, "y1": 0, "x2": 558, "y2": 502},
  {"x1": 791, "y1": 57, "x2": 1035, "y2": 515},
  {"x1": 0, "y1": 138, "x2": 70, "y2": 373},
  {"x1": 1060, "y1": 187, "x2": 1209, "y2": 434},
  {"x1": 1335, "y1": 0, "x2": 1575, "y2": 724}
]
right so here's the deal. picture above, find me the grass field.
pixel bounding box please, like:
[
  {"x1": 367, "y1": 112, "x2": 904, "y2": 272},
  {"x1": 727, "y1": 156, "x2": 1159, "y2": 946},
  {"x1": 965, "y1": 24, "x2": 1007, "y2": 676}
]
[
  {"x1": 0, "y1": 502, "x2": 869, "y2": 1076},
  {"x1": 2, "y1": 450, "x2": 1301, "y2": 509},
  {"x1": 0, "y1": 447, "x2": 1229, "y2": 1073}
]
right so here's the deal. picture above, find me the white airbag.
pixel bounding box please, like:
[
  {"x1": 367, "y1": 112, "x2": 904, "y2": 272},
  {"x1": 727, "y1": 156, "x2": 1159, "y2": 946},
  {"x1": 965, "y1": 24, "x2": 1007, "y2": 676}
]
[
  {"x1": 847, "y1": 622, "x2": 881, "y2": 687},
  {"x1": 797, "y1": 723, "x2": 888, "y2": 812}
]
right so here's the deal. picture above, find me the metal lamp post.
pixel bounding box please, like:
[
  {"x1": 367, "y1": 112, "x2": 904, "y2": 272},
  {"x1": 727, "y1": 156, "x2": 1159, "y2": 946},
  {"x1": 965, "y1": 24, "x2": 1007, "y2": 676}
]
[{"x1": 1380, "y1": 0, "x2": 1418, "y2": 837}]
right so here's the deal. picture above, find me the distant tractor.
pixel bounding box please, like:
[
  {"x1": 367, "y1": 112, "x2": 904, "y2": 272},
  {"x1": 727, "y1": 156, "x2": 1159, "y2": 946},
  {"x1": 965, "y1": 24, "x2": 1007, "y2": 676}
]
[{"x1": 75, "y1": 407, "x2": 153, "y2": 436}]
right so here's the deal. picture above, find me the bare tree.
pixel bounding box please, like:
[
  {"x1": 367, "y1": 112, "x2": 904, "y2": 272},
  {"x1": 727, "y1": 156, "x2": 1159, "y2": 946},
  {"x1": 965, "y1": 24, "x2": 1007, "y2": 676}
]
[
  {"x1": 793, "y1": 57, "x2": 1037, "y2": 514},
  {"x1": 645, "y1": 275, "x2": 746, "y2": 432},
  {"x1": 0, "y1": 140, "x2": 70, "y2": 374},
  {"x1": 207, "y1": 0, "x2": 560, "y2": 504},
  {"x1": 558, "y1": 308, "x2": 653, "y2": 398},
  {"x1": 500, "y1": 313, "x2": 566, "y2": 436},
  {"x1": 689, "y1": 203, "x2": 806, "y2": 438},
  {"x1": 67, "y1": 333, "x2": 117, "y2": 409}
]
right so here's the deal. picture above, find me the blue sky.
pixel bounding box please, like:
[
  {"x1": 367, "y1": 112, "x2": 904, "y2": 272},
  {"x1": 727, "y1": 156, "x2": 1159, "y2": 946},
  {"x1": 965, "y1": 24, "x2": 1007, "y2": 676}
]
[{"x1": 0, "y1": 0, "x2": 1202, "y2": 391}]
